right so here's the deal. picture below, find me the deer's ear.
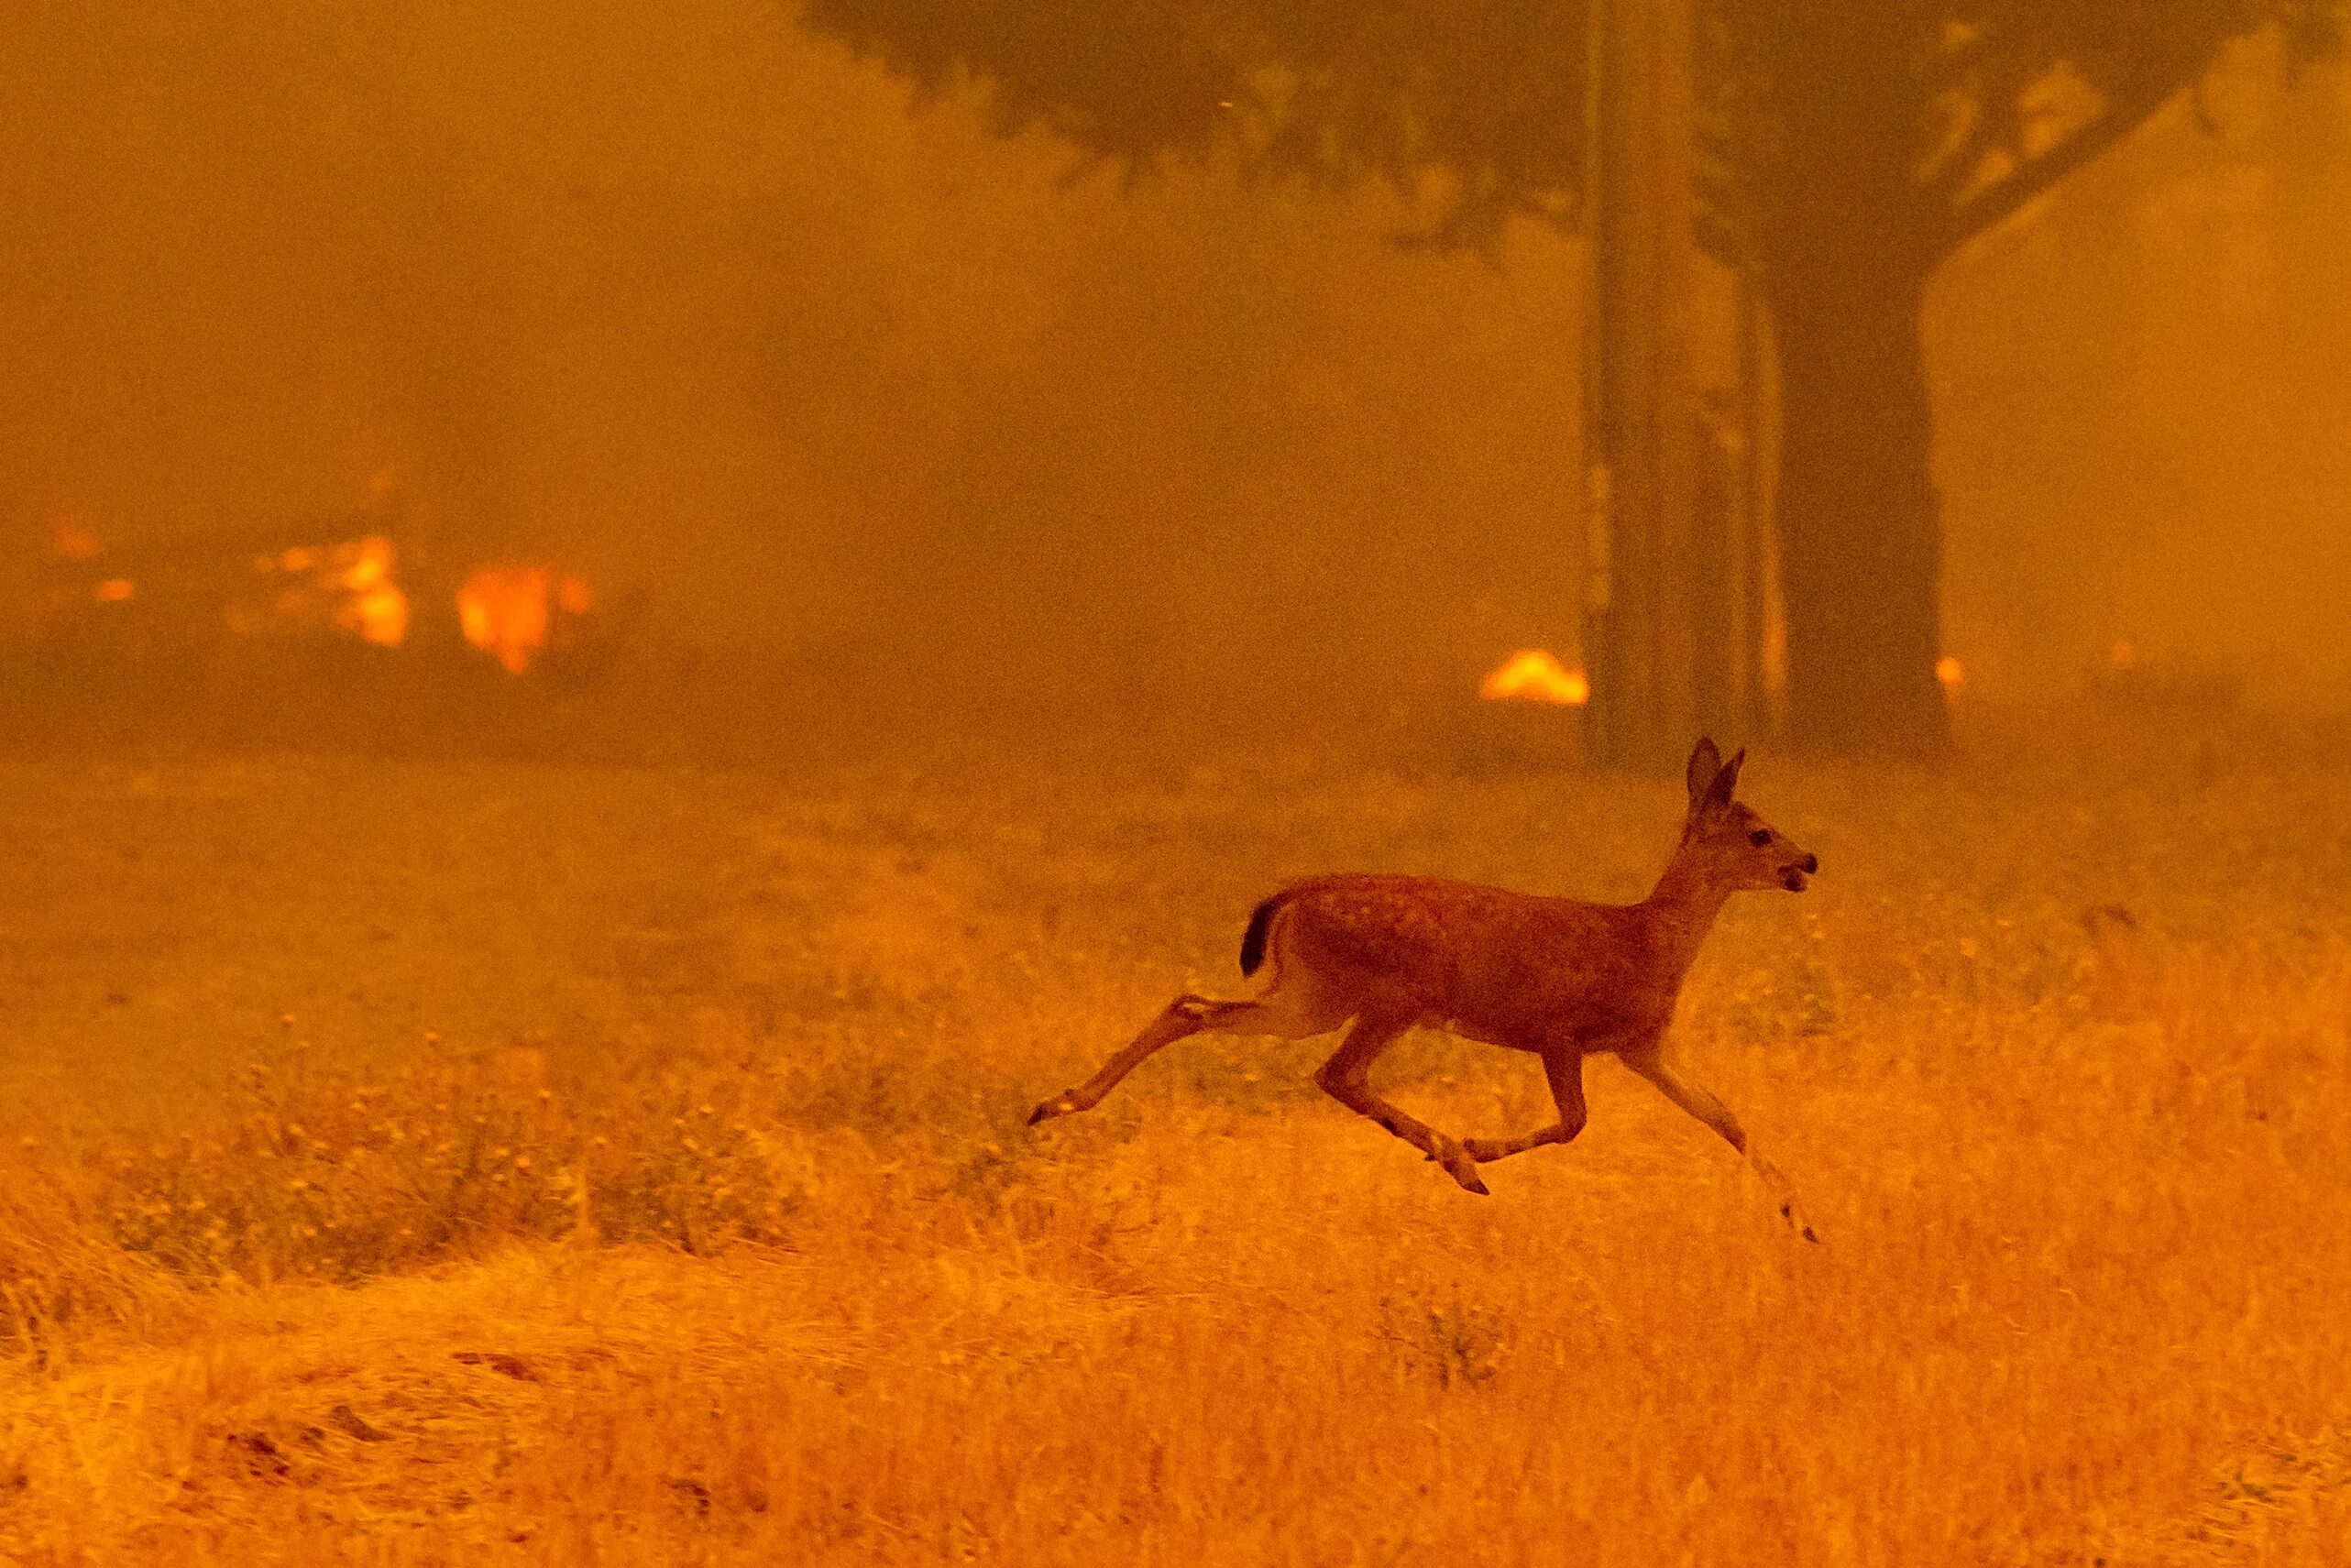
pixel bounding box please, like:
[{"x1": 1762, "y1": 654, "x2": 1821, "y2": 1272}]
[
  {"x1": 1703, "y1": 748, "x2": 1746, "y2": 813},
  {"x1": 1686, "y1": 738, "x2": 1723, "y2": 808}
]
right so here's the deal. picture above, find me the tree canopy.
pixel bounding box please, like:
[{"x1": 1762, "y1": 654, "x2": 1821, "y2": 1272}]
[{"x1": 800, "y1": 2, "x2": 2340, "y2": 269}]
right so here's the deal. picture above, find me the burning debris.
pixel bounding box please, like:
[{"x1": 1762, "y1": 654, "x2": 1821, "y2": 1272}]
[
  {"x1": 237, "y1": 535, "x2": 412, "y2": 649},
  {"x1": 1457, "y1": 648, "x2": 1589, "y2": 773},
  {"x1": 1478, "y1": 649, "x2": 1590, "y2": 707},
  {"x1": 20, "y1": 520, "x2": 609, "y2": 695}
]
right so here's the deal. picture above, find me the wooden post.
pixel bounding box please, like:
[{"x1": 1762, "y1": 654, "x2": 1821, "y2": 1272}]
[{"x1": 1582, "y1": 0, "x2": 1698, "y2": 771}]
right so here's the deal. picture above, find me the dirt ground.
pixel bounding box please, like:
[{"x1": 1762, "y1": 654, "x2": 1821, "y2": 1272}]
[{"x1": 0, "y1": 726, "x2": 2346, "y2": 1563}]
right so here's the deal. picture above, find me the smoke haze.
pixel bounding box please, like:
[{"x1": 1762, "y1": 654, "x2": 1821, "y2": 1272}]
[{"x1": 2, "y1": 5, "x2": 2346, "y2": 737}]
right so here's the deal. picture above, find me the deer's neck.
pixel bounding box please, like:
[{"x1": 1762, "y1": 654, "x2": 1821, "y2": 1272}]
[{"x1": 1637, "y1": 846, "x2": 1732, "y2": 981}]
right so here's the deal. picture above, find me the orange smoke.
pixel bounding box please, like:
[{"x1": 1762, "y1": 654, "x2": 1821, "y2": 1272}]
[{"x1": 1479, "y1": 649, "x2": 1590, "y2": 706}]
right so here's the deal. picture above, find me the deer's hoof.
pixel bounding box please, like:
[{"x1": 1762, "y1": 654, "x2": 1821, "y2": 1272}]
[
  {"x1": 1027, "y1": 1095, "x2": 1075, "y2": 1126},
  {"x1": 1436, "y1": 1144, "x2": 1489, "y2": 1196}
]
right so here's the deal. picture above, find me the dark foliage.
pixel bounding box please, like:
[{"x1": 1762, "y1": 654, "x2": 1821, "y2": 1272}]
[{"x1": 799, "y1": 1, "x2": 2336, "y2": 262}]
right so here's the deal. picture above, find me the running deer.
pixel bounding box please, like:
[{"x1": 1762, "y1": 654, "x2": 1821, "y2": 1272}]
[{"x1": 1029, "y1": 738, "x2": 1820, "y2": 1239}]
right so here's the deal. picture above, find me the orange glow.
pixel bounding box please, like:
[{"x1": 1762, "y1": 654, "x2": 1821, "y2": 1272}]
[
  {"x1": 1479, "y1": 649, "x2": 1590, "y2": 706},
  {"x1": 555, "y1": 576, "x2": 593, "y2": 617},
  {"x1": 459, "y1": 567, "x2": 551, "y2": 674},
  {"x1": 51, "y1": 520, "x2": 104, "y2": 561},
  {"x1": 93, "y1": 577, "x2": 137, "y2": 603},
  {"x1": 1935, "y1": 656, "x2": 1965, "y2": 693}
]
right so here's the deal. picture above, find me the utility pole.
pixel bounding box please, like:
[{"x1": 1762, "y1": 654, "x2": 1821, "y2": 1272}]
[
  {"x1": 1733, "y1": 275, "x2": 1777, "y2": 740},
  {"x1": 1581, "y1": 0, "x2": 1699, "y2": 770}
]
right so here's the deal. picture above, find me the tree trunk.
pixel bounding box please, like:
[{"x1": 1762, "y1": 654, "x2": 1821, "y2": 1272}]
[{"x1": 1767, "y1": 262, "x2": 1950, "y2": 756}]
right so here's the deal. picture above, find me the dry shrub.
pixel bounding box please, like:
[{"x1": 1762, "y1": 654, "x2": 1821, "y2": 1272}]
[
  {"x1": 63, "y1": 1030, "x2": 829, "y2": 1299},
  {"x1": 0, "y1": 1155, "x2": 186, "y2": 1353}
]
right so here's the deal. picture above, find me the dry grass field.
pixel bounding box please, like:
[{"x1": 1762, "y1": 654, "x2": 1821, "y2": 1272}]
[{"x1": 0, "y1": 725, "x2": 2346, "y2": 1564}]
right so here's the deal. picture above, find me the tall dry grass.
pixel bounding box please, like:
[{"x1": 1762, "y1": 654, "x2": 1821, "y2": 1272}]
[{"x1": 0, "y1": 740, "x2": 2346, "y2": 1563}]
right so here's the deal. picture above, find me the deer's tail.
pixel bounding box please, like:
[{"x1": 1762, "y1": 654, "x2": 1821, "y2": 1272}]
[{"x1": 1238, "y1": 892, "x2": 1291, "y2": 978}]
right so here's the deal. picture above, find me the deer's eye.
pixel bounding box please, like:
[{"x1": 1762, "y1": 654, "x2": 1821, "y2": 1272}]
[{"x1": 1749, "y1": 828, "x2": 1773, "y2": 847}]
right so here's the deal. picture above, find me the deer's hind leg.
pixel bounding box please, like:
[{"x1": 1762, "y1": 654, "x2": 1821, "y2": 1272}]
[
  {"x1": 1313, "y1": 1016, "x2": 1490, "y2": 1196},
  {"x1": 1461, "y1": 1048, "x2": 1588, "y2": 1165},
  {"x1": 1028, "y1": 984, "x2": 1343, "y2": 1126}
]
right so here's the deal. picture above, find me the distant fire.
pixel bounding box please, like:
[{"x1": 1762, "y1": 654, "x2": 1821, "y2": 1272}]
[
  {"x1": 1480, "y1": 649, "x2": 1590, "y2": 706},
  {"x1": 34, "y1": 522, "x2": 609, "y2": 676},
  {"x1": 247, "y1": 534, "x2": 410, "y2": 648},
  {"x1": 1935, "y1": 656, "x2": 1965, "y2": 694},
  {"x1": 458, "y1": 566, "x2": 591, "y2": 674}
]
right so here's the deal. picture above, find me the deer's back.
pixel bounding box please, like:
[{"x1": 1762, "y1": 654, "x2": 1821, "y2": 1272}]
[{"x1": 1269, "y1": 873, "x2": 1662, "y2": 1047}]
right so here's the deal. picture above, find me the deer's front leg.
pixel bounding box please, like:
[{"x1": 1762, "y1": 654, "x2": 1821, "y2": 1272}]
[
  {"x1": 1619, "y1": 1044, "x2": 1818, "y2": 1243},
  {"x1": 1313, "y1": 1016, "x2": 1489, "y2": 1195},
  {"x1": 1461, "y1": 1048, "x2": 1588, "y2": 1164}
]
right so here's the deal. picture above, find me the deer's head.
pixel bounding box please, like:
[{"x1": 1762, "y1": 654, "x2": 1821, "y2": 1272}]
[{"x1": 1681, "y1": 738, "x2": 1817, "y2": 893}]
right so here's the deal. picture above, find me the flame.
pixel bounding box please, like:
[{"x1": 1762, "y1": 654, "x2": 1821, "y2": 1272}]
[
  {"x1": 342, "y1": 581, "x2": 407, "y2": 646},
  {"x1": 1935, "y1": 656, "x2": 1965, "y2": 692},
  {"x1": 243, "y1": 533, "x2": 409, "y2": 646},
  {"x1": 458, "y1": 566, "x2": 551, "y2": 674},
  {"x1": 332, "y1": 537, "x2": 408, "y2": 646},
  {"x1": 456, "y1": 565, "x2": 595, "y2": 673},
  {"x1": 1480, "y1": 649, "x2": 1589, "y2": 706},
  {"x1": 93, "y1": 577, "x2": 137, "y2": 603}
]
